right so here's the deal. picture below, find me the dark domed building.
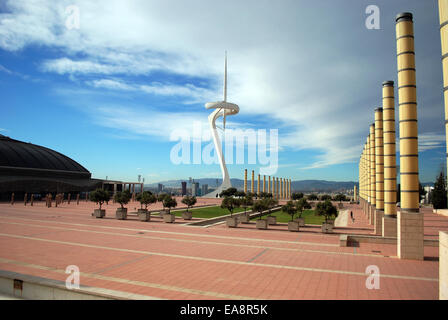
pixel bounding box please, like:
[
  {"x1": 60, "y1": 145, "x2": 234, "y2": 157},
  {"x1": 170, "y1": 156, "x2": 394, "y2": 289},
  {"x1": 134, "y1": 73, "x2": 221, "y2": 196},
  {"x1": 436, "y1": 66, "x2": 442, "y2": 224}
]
[{"x1": 0, "y1": 134, "x2": 102, "y2": 201}]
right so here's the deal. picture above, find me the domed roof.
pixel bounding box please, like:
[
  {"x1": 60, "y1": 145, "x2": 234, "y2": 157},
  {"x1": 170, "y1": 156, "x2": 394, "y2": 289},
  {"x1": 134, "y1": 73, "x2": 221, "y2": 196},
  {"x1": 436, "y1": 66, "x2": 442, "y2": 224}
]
[{"x1": 0, "y1": 134, "x2": 89, "y2": 173}]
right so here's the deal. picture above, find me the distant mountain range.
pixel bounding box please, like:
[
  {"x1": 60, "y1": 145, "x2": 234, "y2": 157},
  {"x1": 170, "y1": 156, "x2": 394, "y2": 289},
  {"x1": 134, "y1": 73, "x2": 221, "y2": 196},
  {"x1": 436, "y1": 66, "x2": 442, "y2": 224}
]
[
  {"x1": 146, "y1": 178, "x2": 359, "y2": 193},
  {"x1": 146, "y1": 178, "x2": 435, "y2": 193}
]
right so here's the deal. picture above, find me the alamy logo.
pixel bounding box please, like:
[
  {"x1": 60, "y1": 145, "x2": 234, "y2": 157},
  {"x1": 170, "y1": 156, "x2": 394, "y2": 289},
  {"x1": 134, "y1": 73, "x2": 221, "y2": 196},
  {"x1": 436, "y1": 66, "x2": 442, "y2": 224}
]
[
  {"x1": 365, "y1": 5, "x2": 380, "y2": 30},
  {"x1": 169, "y1": 121, "x2": 279, "y2": 175},
  {"x1": 65, "y1": 5, "x2": 80, "y2": 30},
  {"x1": 365, "y1": 265, "x2": 380, "y2": 289},
  {"x1": 65, "y1": 265, "x2": 80, "y2": 290}
]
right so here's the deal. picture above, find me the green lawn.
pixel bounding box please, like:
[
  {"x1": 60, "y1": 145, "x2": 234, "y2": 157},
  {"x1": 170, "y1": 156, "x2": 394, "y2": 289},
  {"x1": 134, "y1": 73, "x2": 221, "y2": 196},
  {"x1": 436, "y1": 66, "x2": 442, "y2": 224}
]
[
  {"x1": 251, "y1": 209, "x2": 327, "y2": 225},
  {"x1": 173, "y1": 206, "x2": 249, "y2": 219}
]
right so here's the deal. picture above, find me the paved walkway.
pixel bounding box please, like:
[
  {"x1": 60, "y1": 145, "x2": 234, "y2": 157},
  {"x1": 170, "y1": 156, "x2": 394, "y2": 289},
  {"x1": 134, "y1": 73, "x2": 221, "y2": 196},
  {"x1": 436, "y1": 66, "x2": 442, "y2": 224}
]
[{"x1": 0, "y1": 201, "x2": 447, "y2": 300}]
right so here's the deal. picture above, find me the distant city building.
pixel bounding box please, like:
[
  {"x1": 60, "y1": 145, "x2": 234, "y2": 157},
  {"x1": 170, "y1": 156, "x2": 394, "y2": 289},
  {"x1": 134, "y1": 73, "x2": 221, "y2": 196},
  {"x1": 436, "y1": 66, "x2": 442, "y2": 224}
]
[
  {"x1": 158, "y1": 183, "x2": 163, "y2": 193},
  {"x1": 181, "y1": 181, "x2": 187, "y2": 196},
  {"x1": 202, "y1": 184, "x2": 208, "y2": 196},
  {"x1": 192, "y1": 182, "x2": 199, "y2": 197}
]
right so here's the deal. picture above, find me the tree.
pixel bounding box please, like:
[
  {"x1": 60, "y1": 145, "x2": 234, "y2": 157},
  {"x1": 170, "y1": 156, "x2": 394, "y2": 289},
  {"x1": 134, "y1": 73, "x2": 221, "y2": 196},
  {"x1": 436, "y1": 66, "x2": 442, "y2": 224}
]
[
  {"x1": 296, "y1": 197, "x2": 311, "y2": 218},
  {"x1": 282, "y1": 200, "x2": 297, "y2": 221},
  {"x1": 333, "y1": 194, "x2": 347, "y2": 203},
  {"x1": 221, "y1": 196, "x2": 240, "y2": 217},
  {"x1": 220, "y1": 187, "x2": 238, "y2": 197},
  {"x1": 181, "y1": 196, "x2": 197, "y2": 212},
  {"x1": 307, "y1": 194, "x2": 318, "y2": 201},
  {"x1": 291, "y1": 192, "x2": 304, "y2": 200},
  {"x1": 158, "y1": 193, "x2": 168, "y2": 210},
  {"x1": 320, "y1": 194, "x2": 332, "y2": 201},
  {"x1": 265, "y1": 197, "x2": 278, "y2": 216},
  {"x1": 432, "y1": 171, "x2": 447, "y2": 210},
  {"x1": 89, "y1": 189, "x2": 110, "y2": 210},
  {"x1": 114, "y1": 190, "x2": 131, "y2": 209},
  {"x1": 315, "y1": 199, "x2": 338, "y2": 223},
  {"x1": 259, "y1": 192, "x2": 272, "y2": 199},
  {"x1": 235, "y1": 191, "x2": 246, "y2": 198},
  {"x1": 136, "y1": 191, "x2": 156, "y2": 210},
  {"x1": 419, "y1": 183, "x2": 426, "y2": 202},
  {"x1": 163, "y1": 195, "x2": 177, "y2": 214},
  {"x1": 253, "y1": 199, "x2": 269, "y2": 220},
  {"x1": 240, "y1": 194, "x2": 254, "y2": 214}
]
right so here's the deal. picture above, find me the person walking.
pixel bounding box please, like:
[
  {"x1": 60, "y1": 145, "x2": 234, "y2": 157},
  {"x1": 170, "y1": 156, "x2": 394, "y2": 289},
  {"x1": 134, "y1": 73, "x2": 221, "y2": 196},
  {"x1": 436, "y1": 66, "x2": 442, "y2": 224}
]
[{"x1": 350, "y1": 211, "x2": 354, "y2": 223}]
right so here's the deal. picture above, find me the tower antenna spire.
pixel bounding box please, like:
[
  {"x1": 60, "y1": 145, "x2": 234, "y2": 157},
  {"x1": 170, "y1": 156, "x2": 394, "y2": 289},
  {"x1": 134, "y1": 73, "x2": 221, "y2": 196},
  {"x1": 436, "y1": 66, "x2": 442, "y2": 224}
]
[{"x1": 223, "y1": 51, "x2": 227, "y2": 102}]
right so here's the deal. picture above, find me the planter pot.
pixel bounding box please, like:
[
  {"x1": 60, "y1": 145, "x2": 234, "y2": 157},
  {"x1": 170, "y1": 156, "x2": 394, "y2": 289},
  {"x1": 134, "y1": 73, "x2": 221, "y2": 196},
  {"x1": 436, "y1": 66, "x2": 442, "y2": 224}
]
[
  {"x1": 116, "y1": 208, "x2": 128, "y2": 220},
  {"x1": 295, "y1": 217, "x2": 305, "y2": 227},
  {"x1": 137, "y1": 209, "x2": 150, "y2": 222},
  {"x1": 256, "y1": 219, "x2": 268, "y2": 230},
  {"x1": 182, "y1": 211, "x2": 193, "y2": 220},
  {"x1": 163, "y1": 213, "x2": 175, "y2": 223},
  {"x1": 267, "y1": 216, "x2": 277, "y2": 225},
  {"x1": 322, "y1": 222, "x2": 334, "y2": 233},
  {"x1": 239, "y1": 213, "x2": 250, "y2": 224},
  {"x1": 93, "y1": 209, "x2": 105, "y2": 218},
  {"x1": 288, "y1": 221, "x2": 300, "y2": 232},
  {"x1": 226, "y1": 216, "x2": 239, "y2": 228}
]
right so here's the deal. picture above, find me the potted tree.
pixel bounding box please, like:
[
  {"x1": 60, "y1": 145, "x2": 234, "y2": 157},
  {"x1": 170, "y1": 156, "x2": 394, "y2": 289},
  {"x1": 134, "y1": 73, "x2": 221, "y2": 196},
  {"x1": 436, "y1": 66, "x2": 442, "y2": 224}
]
[
  {"x1": 181, "y1": 196, "x2": 197, "y2": 220},
  {"x1": 295, "y1": 197, "x2": 311, "y2": 227},
  {"x1": 315, "y1": 199, "x2": 338, "y2": 233},
  {"x1": 162, "y1": 195, "x2": 177, "y2": 223},
  {"x1": 220, "y1": 187, "x2": 238, "y2": 198},
  {"x1": 334, "y1": 193, "x2": 346, "y2": 209},
  {"x1": 282, "y1": 200, "x2": 299, "y2": 232},
  {"x1": 221, "y1": 196, "x2": 241, "y2": 227},
  {"x1": 253, "y1": 199, "x2": 269, "y2": 230},
  {"x1": 114, "y1": 190, "x2": 131, "y2": 220},
  {"x1": 157, "y1": 193, "x2": 168, "y2": 216},
  {"x1": 136, "y1": 191, "x2": 156, "y2": 221},
  {"x1": 266, "y1": 197, "x2": 278, "y2": 225},
  {"x1": 90, "y1": 189, "x2": 110, "y2": 218},
  {"x1": 239, "y1": 194, "x2": 253, "y2": 224}
]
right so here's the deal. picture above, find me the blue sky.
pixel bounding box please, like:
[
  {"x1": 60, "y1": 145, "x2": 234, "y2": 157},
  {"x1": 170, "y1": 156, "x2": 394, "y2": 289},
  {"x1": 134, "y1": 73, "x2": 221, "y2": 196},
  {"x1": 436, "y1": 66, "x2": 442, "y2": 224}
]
[{"x1": 0, "y1": 0, "x2": 446, "y2": 184}]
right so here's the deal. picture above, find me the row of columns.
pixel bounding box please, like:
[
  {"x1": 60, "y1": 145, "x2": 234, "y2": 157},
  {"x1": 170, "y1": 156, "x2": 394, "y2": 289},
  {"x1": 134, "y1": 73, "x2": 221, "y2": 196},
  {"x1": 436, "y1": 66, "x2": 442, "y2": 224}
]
[
  {"x1": 358, "y1": 12, "x2": 424, "y2": 260},
  {"x1": 439, "y1": 0, "x2": 448, "y2": 300},
  {"x1": 243, "y1": 169, "x2": 292, "y2": 199}
]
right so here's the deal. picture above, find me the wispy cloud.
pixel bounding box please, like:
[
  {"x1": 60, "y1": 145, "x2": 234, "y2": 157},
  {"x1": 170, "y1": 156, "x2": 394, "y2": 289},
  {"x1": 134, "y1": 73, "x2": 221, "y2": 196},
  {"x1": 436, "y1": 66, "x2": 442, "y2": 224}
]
[{"x1": 0, "y1": 0, "x2": 442, "y2": 171}]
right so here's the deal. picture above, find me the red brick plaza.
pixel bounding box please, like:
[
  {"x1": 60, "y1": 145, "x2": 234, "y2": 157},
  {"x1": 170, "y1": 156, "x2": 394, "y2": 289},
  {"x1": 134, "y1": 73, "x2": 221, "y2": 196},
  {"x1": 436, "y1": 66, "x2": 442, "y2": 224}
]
[{"x1": 0, "y1": 200, "x2": 447, "y2": 300}]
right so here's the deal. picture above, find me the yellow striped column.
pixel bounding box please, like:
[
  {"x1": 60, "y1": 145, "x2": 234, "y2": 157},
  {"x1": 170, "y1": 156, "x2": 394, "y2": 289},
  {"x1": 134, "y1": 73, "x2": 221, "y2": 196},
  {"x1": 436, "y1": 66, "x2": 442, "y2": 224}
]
[
  {"x1": 276, "y1": 177, "x2": 279, "y2": 199},
  {"x1": 440, "y1": 0, "x2": 448, "y2": 208},
  {"x1": 257, "y1": 174, "x2": 260, "y2": 196},
  {"x1": 280, "y1": 178, "x2": 284, "y2": 199},
  {"x1": 268, "y1": 176, "x2": 271, "y2": 194},
  {"x1": 251, "y1": 170, "x2": 255, "y2": 194},
  {"x1": 367, "y1": 136, "x2": 371, "y2": 217},
  {"x1": 244, "y1": 169, "x2": 248, "y2": 194},
  {"x1": 289, "y1": 179, "x2": 292, "y2": 199},
  {"x1": 263, "y1": 175, "x2": 266, "y2": 193},
  {"x1": 374, "y1": 108, "x2": 384, "y2": 235},
  {"x1": 382, "y1": 81, "x2": 398, "y2": 237},
  {"x1": 396, "y1": 12, "x2": 423, "y2": 260},
  {"x1": 369, "y1": 124, "x2": 376, "y2": 225},
  {"x1": 354, "y1": 185, "x2": 357, "y2": 203}
]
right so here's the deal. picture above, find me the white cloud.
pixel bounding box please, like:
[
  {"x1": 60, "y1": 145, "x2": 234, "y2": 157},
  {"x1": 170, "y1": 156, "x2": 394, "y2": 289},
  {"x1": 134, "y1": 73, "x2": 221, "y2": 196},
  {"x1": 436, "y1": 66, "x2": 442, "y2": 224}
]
[
  {"x1": 0, "y1": 0, "x2": 442, "y2": 170},
  {"x1": 418, "y1": 132, "x2": 445, "y2": 152}
]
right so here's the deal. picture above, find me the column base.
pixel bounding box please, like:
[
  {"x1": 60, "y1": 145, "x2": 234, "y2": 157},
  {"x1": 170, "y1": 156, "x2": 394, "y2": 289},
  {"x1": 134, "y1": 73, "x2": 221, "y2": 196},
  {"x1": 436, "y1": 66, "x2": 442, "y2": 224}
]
[
  {"x1": 397, "y1": 210, "x2": 424, "y2": 260},
  {"x1": 440, "y1": 231, "x2": 448, "y2": 300},
  {"x1": 382, "y1": 215, "x2": 397, "y2": 238},
  {"x1": 374, "y1": 210, "x2": 384, "y2": 235},
  {"x1": 369, "y1": 205, "x2": 375, "y2": 225}
]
